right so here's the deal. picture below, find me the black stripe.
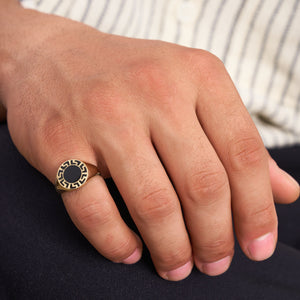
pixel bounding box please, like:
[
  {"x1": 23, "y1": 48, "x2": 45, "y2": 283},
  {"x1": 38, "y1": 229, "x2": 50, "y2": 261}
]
[
  {"x1": 235, "y1": 0, "x2": 264, "y2": 80},
  {"x1": 95, "y1": 0, "x2": 110, "y2": 29},
  {"x1": 51, "y1": 0, "x2": 63, "y2": 14},
  {"x1": 108, "y1": 0, "x2": 126, "y2": 33},
  {"x1": 158, "y1": 0, "x2": 170, "y2": 39},
  {"x1": 191, "y1": 0, "x2": 209, "y2": 48},
  {"x1": 222, "y1": 0, "x2": 246, "y2": 65},
  {"x1": 122, "y1": 0, "x2": 137, "y2": 36},
  {"x1": 80, "y1": 0, "x2": 92, "y2": 23},
  {"x1": 207, "y1": 0, "x2": 228, "y2": 51},
  {"x1": 144, "y1": 0, "x2": 157, "y2": 38},
  {"x1": 264, "y1": 0, "x2": 299, "y2": 107},
  {"x1": 247, "y1": 0, "x2": 283, "y2": 110}
]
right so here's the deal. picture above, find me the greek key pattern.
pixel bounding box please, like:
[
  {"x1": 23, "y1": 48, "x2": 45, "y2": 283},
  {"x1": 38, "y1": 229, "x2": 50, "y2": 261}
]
[{"x1": 56, "y1": 159, "x2": 88, "y2": 190}]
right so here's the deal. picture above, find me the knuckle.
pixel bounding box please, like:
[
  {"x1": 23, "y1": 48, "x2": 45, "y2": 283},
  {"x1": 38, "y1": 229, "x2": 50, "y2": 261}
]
[
  {"x1": 201, "y1": 51, "x2": 224, "y2": 68},
  {"x1": 196, "y1": 239, "x2": 234, "y2": 262},
  {"x1": 186, "y1": 49, "x2": 225, "y2": 79},
  {"x1": 35, "y1": 115, "x2": 90, "y2": 174},
  {"x1": 76, "y1": 200, "x2": 113, "y2": 229},
  {"x1": 114, "y1": 122, "x2": 143, "y2": 146},
  {"x1": 155, "y1": 246, "x2": 191, "y2": 270},
  {"x1": 129, "y1": 59, "x2": 177, "y2": 105},
  {"x1": 130, "y1": 59, "x2": 167, "y2": 88},
  {"x1": 133, "y1": 188, "x2": 177, "y2": 223},
  {"x1": 40, "y1": 117, "x2": 69, "y2": 146},
  {"x1": 228, "y1": 137, "x2": 266, "y2": 171},
  {"x1": 39, "y1": 116, "x2": 79, "y2": 157},
  {"x1": 185, "y1": 168, "x2": 228, "y2": 205},
  {"x1": 242, "y1": 201, "x2": 276, "y2": 226},
  {"x1": 104, "y1": 236, "x2": 134, "y2": 262}
]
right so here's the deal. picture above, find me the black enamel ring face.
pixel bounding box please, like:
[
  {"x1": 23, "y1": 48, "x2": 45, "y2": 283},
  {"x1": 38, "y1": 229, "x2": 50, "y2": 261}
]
[{"x1": 56, "y1": 160, "x2": 88, "y2": 191}]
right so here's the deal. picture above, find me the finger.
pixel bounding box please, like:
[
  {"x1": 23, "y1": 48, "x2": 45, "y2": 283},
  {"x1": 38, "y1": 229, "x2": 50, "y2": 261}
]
[
  {"x1": 268, "y1": 154, "x2": 300, "y2": 204},
  {"x1": 195, "y1": 55, "x2": 277, "y2": 261},
  {"x1": 62, "y1": 175, "x2": 143, "y2": 264},
  {"x1": 150, "y1": 106, "x2": 234, "y2": 276},
  {"x1": 34, "y1": 138, "x2": 142, "y2": 265},
  {"x1": 28, "y1": 114, "x2": 142, "y2": 263},
  {"x1": 102, "y1": 131, "x2": 193, "y2": 281}
]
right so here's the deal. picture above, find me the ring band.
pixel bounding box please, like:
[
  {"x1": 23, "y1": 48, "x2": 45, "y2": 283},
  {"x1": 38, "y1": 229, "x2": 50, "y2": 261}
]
[{"x1": 55, "y1": 159, "x2": 99, "y2": 193}]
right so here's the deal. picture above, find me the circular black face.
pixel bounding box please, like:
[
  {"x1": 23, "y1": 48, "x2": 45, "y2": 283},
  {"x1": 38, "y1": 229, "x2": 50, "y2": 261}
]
[
  {"x1": 56, "y1": 159, "x2": 89, "y2": 191},
  {"x1": 64, "y1": 165, "x2": 82, "y2": 183}
]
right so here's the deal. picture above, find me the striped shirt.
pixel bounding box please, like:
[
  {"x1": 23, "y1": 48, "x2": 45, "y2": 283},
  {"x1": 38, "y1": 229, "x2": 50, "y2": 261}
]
[{"x1": 21, "y1": 0, "x2": 300, "y2": 148}]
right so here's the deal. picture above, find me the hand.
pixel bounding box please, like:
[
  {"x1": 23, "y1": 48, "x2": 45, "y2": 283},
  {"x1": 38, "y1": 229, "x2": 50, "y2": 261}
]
[{"x1": 1, "y1": 7, "x2": 299, "y2": 281}]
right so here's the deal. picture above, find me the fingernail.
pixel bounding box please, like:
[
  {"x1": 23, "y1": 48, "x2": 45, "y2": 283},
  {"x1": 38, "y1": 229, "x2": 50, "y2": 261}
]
[
  {"x1": 122, "y1": 248, "x2": 142, "y2": 264},
  {"x1": 196, "y1": 256, "x2": 231, "y2": 276},
  {"x1": 160, "y1": 260, "x2": 193, "y2": 281},
  {"x1": 247, "y1": 232, "x2": 275, "y2": 261}
]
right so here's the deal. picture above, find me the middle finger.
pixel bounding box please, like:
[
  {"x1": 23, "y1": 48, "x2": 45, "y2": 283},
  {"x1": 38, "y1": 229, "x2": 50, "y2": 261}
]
[{"x1": 100, "y1": 128, "x2": 193, "y2": 281}]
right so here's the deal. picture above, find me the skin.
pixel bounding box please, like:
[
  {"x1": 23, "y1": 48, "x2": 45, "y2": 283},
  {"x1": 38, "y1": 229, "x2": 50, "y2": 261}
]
[{"x1": 0, "y1": 1, "x2": 299, "y2": 281}]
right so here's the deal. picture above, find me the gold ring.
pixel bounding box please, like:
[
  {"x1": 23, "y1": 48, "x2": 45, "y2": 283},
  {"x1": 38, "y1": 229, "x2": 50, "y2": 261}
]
[{"x1": 55, "y1": 159, "x2": 99, "y2": 193}]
